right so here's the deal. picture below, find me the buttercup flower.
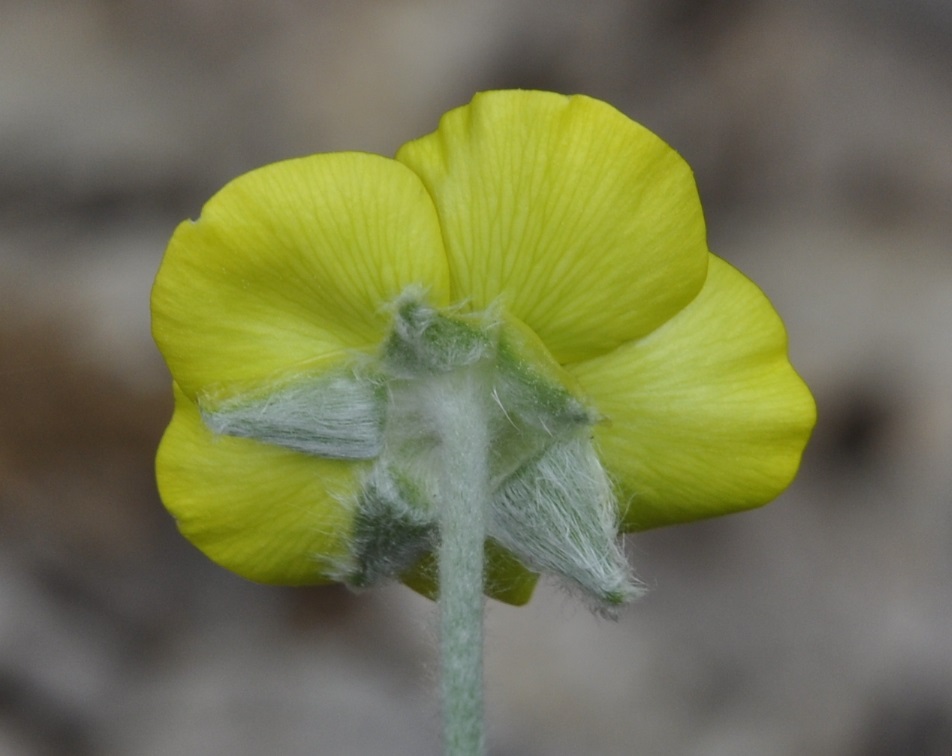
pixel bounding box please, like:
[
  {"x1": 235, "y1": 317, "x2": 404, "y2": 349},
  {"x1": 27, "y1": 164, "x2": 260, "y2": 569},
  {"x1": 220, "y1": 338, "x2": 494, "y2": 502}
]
[{"x1": 152, "y1": 90, "x2": 815, "y2": 607}]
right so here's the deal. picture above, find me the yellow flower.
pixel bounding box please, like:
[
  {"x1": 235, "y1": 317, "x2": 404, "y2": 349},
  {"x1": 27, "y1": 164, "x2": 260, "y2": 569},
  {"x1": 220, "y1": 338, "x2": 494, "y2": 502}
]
[{"x1": 152, "y1": 90, "x2": 815, "y2": 606}]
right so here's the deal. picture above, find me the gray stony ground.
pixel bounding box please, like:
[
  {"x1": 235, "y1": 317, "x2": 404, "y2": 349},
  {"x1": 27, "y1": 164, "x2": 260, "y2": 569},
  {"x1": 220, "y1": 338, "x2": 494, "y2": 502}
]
[{"x1": 2, "y1": 1, "x2": 951, "y2": 754}]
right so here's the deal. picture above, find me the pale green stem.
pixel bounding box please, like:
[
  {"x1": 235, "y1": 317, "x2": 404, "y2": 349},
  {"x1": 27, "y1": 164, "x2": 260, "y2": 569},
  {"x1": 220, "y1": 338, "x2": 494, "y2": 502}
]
[{"x1": 429, "y1": 366, "x2": 490, "y2": 756}]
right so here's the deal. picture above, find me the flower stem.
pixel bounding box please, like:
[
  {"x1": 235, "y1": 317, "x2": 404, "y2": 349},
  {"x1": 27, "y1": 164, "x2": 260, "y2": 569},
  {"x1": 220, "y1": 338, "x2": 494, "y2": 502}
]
[{"x1": 430, "y1": 366, "x2": 490, "y2": 756}]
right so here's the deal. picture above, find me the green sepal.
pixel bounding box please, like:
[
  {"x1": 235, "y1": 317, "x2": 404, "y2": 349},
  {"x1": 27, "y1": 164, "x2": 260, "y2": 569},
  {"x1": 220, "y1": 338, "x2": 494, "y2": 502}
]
[
  {"x1": 382, "y1": 296, "x2": 494, "y2": 376},
  {"x1": 494, "y1": 334, "x2": 591, "y2": 432},
  {"x1": 200, "y1": 368, "x2": 386, "y2": 460},
  {"x1": 347, "y1": 467, "x2": 436, "y2": 588}
]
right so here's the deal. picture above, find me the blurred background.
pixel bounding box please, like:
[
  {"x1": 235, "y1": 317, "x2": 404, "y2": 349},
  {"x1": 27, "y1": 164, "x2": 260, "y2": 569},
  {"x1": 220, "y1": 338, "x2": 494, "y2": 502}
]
[{"x1": 1, "y1": 1, "x2": 951, "y2": 754}]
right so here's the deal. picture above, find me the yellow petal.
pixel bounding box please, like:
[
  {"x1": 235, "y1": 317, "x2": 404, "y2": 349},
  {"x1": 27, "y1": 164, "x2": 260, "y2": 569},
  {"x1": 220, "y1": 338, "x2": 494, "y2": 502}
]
[
  {"x1": 401, "y1": 540, "x2": 540, "y2": 607},
  {"x1": 157, "y1": 385, "x2": 360, "y2": 584},
  {"x1": 396, "y1": 90, "x2": 708, "y2": 363},
  {"x1": 152, "y1": 152, "x2": 450, "y2": 400},
  {"x1": 568, "y1": 255, "x2": 816, "y2": 530}
]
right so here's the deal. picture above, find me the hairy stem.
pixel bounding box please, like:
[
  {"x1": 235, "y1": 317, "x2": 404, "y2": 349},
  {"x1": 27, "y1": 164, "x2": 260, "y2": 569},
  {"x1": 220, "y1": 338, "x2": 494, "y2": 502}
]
[{"x1": 430, "y1": 365, "x2": 490, "y2": 756}]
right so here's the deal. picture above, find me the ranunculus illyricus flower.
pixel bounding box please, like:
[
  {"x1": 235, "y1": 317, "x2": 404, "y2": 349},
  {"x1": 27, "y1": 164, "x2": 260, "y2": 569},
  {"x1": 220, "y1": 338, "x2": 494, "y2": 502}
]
[{"x1": 152, "y1": 90, "x2": 815, "y2": 607}]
